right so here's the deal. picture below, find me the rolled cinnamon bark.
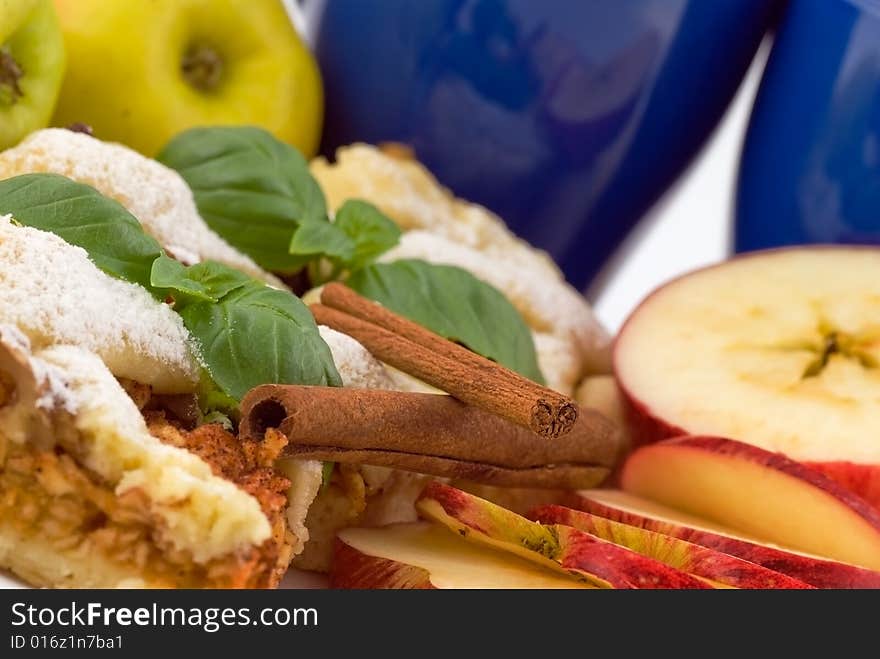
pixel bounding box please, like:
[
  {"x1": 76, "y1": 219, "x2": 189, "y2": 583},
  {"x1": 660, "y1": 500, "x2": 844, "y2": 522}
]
[
  {"x1": 313, "y1": 285, "x2": 579, "y2": 438},
  {"x1": 240, "y1": 385, "x2": 620, "y2": 488}
]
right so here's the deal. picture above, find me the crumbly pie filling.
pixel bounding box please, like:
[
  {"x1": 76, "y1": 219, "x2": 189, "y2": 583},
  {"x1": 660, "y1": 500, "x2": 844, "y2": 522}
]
[{"x1": 0, "y1": 434, "x2": 278, "y2": 588}]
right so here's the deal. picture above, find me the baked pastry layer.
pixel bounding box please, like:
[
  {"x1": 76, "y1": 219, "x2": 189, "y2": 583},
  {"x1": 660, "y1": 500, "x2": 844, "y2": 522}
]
[
  {"x1": 0, "y1": 439, "x2": 274, "y2": 588},
  {"x1": 0, "y1": 129, "x2": 282, "y2": 287},
  {"x1": 0, "y1": 216, "x2": 199, "y2": 393},
  {"x1": 0, "y1": 327, "x2": 286, "y2": 588}
]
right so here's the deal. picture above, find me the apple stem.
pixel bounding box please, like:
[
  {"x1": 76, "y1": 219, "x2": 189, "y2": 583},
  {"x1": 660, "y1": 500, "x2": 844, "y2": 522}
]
[
  {"x1": 65, "y1": 122, "x2": 94, "y2": 136},
  {"x1": 0, "y1": 47, "x2": 24, "y2": 106},
  {"x1": 182, "y1": 45, "x2": 224, "y2": 93}
]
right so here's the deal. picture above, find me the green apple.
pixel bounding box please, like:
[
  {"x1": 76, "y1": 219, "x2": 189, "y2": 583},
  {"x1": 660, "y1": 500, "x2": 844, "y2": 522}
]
[
  {"x1": 0, "y1": 0, "x2": 65, "y2": 149},
  {"x1": 51, "y1": 0, "x2": 323, "y2": 157}
]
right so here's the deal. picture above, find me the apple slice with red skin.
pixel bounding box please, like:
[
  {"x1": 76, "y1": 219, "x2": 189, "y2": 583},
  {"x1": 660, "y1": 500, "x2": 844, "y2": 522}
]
[
  {"x1": 416, "y1": 481, "x2": 711, "y2": 589},
  {"x1": 620, "y1": 436, "x2": 880, "y2": 571},
  {"x1": 613, "y1": 248, "x2": 880, "y2": 509},
  {"x1": 330, "y1": 523, "x2": 593, "y2": 589},
  {"x1": 806, "y1": 462, "x2": 880, "y2": 515},
  {"x1": 568, "y1": 489, "x2": 880, "y2": 589},
  {"x1": 530, "y1": 505, "x2": 812, "y2": 589}
]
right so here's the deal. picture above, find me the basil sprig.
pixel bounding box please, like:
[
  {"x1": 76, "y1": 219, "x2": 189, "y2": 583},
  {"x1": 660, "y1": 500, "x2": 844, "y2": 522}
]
[
  {"x1": 177, "y1": 281, "x2": 341, "y2": 401},
  {"x1": 158, "y1": 127, "x2": 544, "y2": 383},
  {"x1": 348, "y1": 260, "x2": 545, "y2": 383},
  {"x1": 158, "y1": 126, "x2": 329, "y2": 273},
  {"x1": 0, "y1": 173, "x2": 341, "y2": 404},
  {"x1": 150, "y1": 255, "x2": 252, "y2": 303},
  {"x1": 289, "y1": 199, "x2": 401, "y2": 281},
  {"x1": 159, "y1": 126, "x2": 404, "y2": 279}
]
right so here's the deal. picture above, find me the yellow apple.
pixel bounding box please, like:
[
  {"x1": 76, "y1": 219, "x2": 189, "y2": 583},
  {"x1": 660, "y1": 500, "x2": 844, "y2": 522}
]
[
  {"x1": 0, "y1": 0, "x2": 65, "y2": 149},
  {"x1": 51, "y1": 0, "x2": 322, "y2": 157}
]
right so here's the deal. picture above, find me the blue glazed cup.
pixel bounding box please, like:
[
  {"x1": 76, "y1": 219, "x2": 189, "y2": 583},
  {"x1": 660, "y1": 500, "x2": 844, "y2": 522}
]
[
  {"x1": 737, "y1": 0, "x2": 880, "y2": 252},
  {"x1": 307, "y1": 0, "x2": 775, "y2": 289}
]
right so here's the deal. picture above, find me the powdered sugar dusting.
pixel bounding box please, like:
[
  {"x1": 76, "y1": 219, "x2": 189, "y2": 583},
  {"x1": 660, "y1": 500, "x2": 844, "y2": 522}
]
[
  {"x1": 312, "y1": 144, "x2": 562, "y2": 282},
  {"x1": 0, "y1": 129, "x2": 284, "y2": 288},
  {"x1": 0, "y1": 320, "x2": 31, "y2": 353},
  {"x1": 0, "y1": 216, "x2": 199, "y2": 393},
  {"x1": 318, "y1": 326, "x2": 395, "y2": 390}
]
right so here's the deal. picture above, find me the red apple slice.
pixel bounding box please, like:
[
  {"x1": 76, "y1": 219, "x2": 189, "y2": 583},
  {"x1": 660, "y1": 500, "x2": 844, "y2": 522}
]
[
  {"x1": 570, "y1": 489, "x2": 880, "y2": 588},
  {"x1": 417, "y1": 482, "x2": 711, "y2": 589},
  {"x1": 330, "y1": 523, "x2": 592, "y2": 589},
  {"x1": 614, "y1": 248, "x2": 880, "y2": 508},
  {"x1": 530, "y1": 505, "x2": 812, "y2": 588},
  {"x1": 620, "y1": 436, "x2": 880, "y2": 571}
]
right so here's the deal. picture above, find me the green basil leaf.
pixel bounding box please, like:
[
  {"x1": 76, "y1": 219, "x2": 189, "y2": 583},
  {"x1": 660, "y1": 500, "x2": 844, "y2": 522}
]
[
  {"x1": 158, "y1": 126, "x2": 327, "y2": 273},
  {"x1": 0, "y1": 173, "x2": 163, "y2": 291},
  {"x1": 333, "y1": 200, "x2": 401, "y2": 270},
  {"x1": 348, "y1": 260, "x2": 544, "y2": 383},
  {"x1": 0, "y1": 171, "x2": 342, "y2": 406},
  {"x1": 178, "y1": 281, "x2": 342, "y2": 400},
  {"x1": 197, "y1": 377, "x2": 241, "y2": 416},
  {"x1": 180, "y1": 260, "x2": 253, "y2": 300},
  {"x1": 289, "y1": 220, "x2": 355, "y2": 262},
  {"x1": 288, "y1": 200, "x2": 400, "y2": 277},
  {"x1": 150, "y1": 255, "x2": 217, "y2": 302},
  {"x1": 150, "y1": 256, "x2": 254, "y2": 305}
]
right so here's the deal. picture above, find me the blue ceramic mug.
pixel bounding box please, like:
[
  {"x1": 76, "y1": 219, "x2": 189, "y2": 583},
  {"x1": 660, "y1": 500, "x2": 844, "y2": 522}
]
[
  {"x1": 737, "y1": 0, "x2": 880, "y2": 252},
  {"x1": 306, "y1": 0, "x2": 775, "y2": 289}
]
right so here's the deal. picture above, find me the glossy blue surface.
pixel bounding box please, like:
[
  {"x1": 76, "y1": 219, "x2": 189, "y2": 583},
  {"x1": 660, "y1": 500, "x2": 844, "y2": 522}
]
[
  {"x1": 309, "y1": 0, "x2": 774, "y2": 289},
  {"x1": 737, "y1": 0, "x2": 880, "y2": 252}
]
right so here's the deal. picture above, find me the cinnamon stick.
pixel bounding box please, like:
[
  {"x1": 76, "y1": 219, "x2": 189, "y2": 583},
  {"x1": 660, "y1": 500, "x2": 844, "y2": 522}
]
[
  {"x1": 313, "y1": 282, "x2": 579, "y2": 438},
  {"x1": 239, "y1": 385, "x2": 619, "y2": 489}
]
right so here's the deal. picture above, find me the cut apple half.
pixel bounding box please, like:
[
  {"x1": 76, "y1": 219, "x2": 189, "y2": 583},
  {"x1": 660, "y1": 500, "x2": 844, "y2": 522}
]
[
  {"x1": 614, "y1": 248, "x2": 880, "y2": 507},
  {"x1": 331, "y1": 523, "x2": 592, "y2": 589},
  {"x1": 417, "y1": 482, "x2": 711, "y2": 589},
  {"x1": 571, "y1": 489, "x2": 880, "y2": 589},
  {"x1": 621, "y1": 436, "x2": 880, "y2": 571},
  {"x1": 531, "y1": 505, "x2": 812, "y2": 589}
]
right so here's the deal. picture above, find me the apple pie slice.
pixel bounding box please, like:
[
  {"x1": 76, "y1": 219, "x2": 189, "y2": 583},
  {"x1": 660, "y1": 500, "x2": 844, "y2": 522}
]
[{"x1": 0, "y1": 326, "x2": 289, "y2": 588}]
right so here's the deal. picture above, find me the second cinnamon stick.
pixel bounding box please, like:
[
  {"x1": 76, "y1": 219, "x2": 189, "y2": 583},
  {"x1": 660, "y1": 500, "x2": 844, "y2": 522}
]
[{"x1": 313, "y1": 284, "x2": 579, "y2": 438}]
